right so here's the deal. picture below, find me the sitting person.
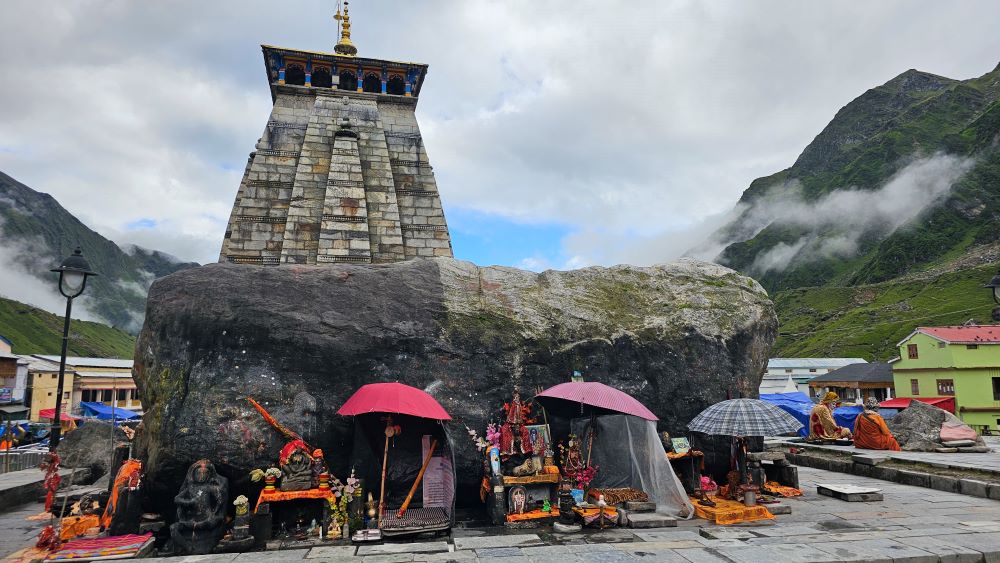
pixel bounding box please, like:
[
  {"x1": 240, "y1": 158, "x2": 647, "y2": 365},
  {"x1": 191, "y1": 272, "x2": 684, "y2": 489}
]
[
  {"x1": 853, "y1": 397, "x2": 900, "y2": 451},
  {"x1": 808, "y1": 392, "x2": 853, "y2": 441}
]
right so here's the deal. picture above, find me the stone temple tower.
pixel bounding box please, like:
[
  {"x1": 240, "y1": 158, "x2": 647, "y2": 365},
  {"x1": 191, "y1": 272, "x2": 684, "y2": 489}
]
[{"x1": 220, "y1": 3, "x2": 452, "y2": 265}]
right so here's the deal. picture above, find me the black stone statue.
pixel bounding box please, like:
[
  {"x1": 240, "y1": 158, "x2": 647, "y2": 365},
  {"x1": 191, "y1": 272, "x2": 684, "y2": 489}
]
[
  {"x1": 169, "y1": 459, "x2": 228, "y2": 555},
  {"x1": 280, "y1": 446, "x2": 314, "y2": 491}
]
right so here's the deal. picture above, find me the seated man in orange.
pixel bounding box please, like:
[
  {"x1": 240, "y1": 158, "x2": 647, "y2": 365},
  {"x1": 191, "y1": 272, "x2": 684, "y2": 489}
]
[
  {"x1": 808, "y1": 392, "x2": 853, "y2": 441},
  {"x1": 853, "y1": 397, "x2": 900, "y2": 451}
]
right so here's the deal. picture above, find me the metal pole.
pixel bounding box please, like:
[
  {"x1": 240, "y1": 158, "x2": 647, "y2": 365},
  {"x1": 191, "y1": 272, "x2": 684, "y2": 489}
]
[{"x1": 50, "y1": 297, "x2": 73, "y2": 451}]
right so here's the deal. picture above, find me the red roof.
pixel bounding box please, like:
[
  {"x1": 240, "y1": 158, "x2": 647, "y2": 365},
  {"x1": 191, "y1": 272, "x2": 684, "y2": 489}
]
[
  {"x1": 916, "y1": 325, "x2": 1000, "y2": 344},
  {"x1": 38, "y1": 408, "x2": 81, "y2": 421},
  {"x1": 879, "y1": 396, "x2": 955, "y2": 414}
]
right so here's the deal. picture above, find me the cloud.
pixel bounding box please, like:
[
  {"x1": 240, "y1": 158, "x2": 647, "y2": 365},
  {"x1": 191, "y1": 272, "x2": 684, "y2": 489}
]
[
  {"x1": 704, "y1": 153, "x2": 976, "y2": 274},
  {"x1": 0, "y1": 0, "x2": 997, "y2": 269},
  {"x1": 0, "y1": 218, "x2": 103, "y2": 322}
]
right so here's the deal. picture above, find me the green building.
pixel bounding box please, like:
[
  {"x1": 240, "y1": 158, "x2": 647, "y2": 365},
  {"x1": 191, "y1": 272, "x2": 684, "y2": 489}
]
[{"x1": 892, "y1": 326, "x2": 1000, "y2": 432}]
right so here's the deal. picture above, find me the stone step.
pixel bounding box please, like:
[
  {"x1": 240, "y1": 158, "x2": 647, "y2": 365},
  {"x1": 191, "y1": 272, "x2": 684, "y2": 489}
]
[
  {"x1": 626, "y1": 512, "x2": 677, "y2": 528},
  {"x1": 817, "y1": 484, "x2": 884, "y2": 502},
  {"x1": 766, "y1": 503, "x2": 791, "y2": 515},
  {"x1": 624, "y1": 501, "x2": 656, "y2": 513}
]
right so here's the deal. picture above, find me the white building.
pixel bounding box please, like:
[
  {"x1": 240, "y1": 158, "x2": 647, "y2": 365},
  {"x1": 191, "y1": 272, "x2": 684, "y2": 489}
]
[{"x1": 759, "y1": 358, "x2": 867, "y2": 397}]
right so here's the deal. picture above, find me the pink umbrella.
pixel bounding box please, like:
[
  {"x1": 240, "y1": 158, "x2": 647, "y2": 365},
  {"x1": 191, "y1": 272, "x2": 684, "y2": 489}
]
[
  {"x1": 535, "y1": 381, "x2": 658, "y2": 421},
  {"x1": 338, "y1": 382, "x2": 452, "y2": 420}
]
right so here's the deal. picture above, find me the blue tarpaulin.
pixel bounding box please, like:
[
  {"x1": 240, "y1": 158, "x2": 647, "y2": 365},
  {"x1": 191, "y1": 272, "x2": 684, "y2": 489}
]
[
  {"x1": 79, "y1": 402, "x2": 140, "y2": 421},
  {"x1": 760, "y1": 392, "x2": 862, "y2": 437}
]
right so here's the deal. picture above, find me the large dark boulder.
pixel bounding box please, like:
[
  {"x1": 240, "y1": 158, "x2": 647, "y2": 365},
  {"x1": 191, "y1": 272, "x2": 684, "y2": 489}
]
[
  {"x1": 133, "y1": 258, "x2": 776, "y2": 511},
  {"x1": 58, "y1": 420, "x2": 129, "y2": 481},
  {"x1": 887, "y1": 399, "x2": 986, "y2": 451}
]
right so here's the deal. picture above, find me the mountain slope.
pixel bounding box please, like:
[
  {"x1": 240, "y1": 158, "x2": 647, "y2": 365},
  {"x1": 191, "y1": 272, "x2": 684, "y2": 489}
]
[
  {"x1": 709, "y1": 62, "x2": 1000, "y2": 291},
  {"x1": 0, "y1": 295, "x2": 136, "y2": 357},
  {"x1": 0, "y1": 171, "x2": 198, "y2": 332},
  {"x1": 773, "y1": 261, "x2": 996, "y2": 360}
]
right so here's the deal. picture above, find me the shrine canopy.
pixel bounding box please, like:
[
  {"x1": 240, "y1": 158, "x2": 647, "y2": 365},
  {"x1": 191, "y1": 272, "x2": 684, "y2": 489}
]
[
  {"x1": 338, "y1": 382, "x2": 451, "y2": 420},
  {"x1": 535, "y1": 382, "x2": 658, "y2": 421}
]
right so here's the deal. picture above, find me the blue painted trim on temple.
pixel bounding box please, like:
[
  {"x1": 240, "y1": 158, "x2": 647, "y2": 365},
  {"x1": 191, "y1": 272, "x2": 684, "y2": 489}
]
[{"x1": 259, "y1": 44, "x2": 429, "y2": 102}]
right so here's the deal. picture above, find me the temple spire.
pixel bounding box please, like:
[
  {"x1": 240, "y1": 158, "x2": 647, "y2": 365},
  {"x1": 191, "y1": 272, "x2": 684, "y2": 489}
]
[{"x1": 334, "y1": 1, "x2": 358, "y2": 57}]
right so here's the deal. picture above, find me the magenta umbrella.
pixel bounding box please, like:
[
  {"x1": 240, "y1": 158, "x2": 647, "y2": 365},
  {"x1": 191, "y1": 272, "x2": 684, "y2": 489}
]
[
  {"x1": 338, "y1": 382, "x2": 452, "y2": 420},
  {"x1": 535, "y1": 381, "x2": 658, "y2": 421}
]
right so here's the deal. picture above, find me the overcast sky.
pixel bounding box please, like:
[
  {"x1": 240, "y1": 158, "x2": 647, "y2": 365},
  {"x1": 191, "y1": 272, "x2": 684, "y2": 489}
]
[{"x1": 1, "y1": 0, "x2": 998, "y2": 270}]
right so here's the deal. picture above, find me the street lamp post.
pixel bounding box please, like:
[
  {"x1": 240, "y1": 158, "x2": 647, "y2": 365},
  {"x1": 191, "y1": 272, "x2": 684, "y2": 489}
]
[
  {"x1": 985, "y1": 269, "x2": 1000, "y2": 323},
  {"x1": 49, "y1": 247, "x2": 97, "y2": 451},
  {"x1": 986, "y1": 269, "x2": 1000, "y2": 305}
]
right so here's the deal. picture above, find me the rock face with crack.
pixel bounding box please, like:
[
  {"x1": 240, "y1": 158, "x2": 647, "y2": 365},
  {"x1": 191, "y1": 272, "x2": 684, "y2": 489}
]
[{"x1": 133, "y1": 257, "x2": 776, "y2": 509}]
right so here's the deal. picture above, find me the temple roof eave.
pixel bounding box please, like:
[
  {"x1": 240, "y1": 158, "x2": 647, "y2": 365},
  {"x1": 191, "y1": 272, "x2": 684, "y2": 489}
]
[{"x1": 260, "y1": 44, "x2": 428, "y2": 70}]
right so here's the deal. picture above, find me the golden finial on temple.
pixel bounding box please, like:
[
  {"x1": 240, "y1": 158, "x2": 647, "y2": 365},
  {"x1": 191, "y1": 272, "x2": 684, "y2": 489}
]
[{"x1": 334, "y1": 0, "x2": 358, "y2": 57}]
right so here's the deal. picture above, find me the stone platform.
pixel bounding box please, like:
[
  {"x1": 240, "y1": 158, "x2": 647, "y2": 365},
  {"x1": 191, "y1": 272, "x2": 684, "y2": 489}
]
[{"x1": 0, "y1": 467, "x2": 74, "y2": 513}]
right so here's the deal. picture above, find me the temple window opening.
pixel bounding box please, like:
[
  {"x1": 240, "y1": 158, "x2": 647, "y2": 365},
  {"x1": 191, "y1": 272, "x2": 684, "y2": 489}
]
[
  {"x1": 387, "y1": 75, "x2": 405, "y2": 95},
  {"x1": 312, "y1": 67, "x2": 332, "y2": 88},
  {"x1": 285, "y1": 63, "x2": 306, "y2": 86},
  {"x1": 362, "y1": 72, "x2": 381, "y2": 93},
  {"x1": 339, "y1": 70, "x2": 357, "y2": 91}
]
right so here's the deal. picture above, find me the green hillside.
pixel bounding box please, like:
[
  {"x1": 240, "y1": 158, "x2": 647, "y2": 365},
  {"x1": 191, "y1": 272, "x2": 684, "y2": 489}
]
[
  {"x1": 713, "y1": 62, "x2": 1000, "y2": 292},
  {"x1": 772, "y1": 262, "x2": 998, "y2": 361},
  {"x1": 0, "y1": 295, "x2": 135, "y2": 358}
]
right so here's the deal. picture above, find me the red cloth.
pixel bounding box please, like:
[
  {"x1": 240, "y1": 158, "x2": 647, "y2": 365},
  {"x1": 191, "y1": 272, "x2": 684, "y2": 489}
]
[
  {"x1": 278, "y1": 440, "x2": 312, "y2": 465},
  {"x1": 44, "y1": 533, "x2": 152, "y2": 560},
  {"x1": 255, "y1": 487, "x2": 336, "y2": 512}
]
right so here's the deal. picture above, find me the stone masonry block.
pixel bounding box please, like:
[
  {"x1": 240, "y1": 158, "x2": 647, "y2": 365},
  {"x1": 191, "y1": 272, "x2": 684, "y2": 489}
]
[{"x1": 959, "y1": 479, "x2": 990, "y2": 498}]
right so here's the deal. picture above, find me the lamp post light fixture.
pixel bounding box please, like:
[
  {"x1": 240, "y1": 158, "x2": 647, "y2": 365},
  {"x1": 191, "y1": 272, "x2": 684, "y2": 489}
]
[
  {"x1": 986, "y1": 269, "x2": 1000, "y2": 305},
  {"x1": 48, "y1": 247, "x2": 97, "y2": 451}
]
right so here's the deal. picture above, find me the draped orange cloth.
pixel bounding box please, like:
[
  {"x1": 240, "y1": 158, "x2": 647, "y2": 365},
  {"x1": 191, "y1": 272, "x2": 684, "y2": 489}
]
[{"x1": 853, "y1": 412, "x2": 901, "y2": 451}]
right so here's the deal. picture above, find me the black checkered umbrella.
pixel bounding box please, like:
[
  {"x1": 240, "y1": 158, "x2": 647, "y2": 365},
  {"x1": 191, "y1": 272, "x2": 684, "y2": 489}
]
[{"x1": 687, "y1": 398, "x2": 803, "y2": 437}]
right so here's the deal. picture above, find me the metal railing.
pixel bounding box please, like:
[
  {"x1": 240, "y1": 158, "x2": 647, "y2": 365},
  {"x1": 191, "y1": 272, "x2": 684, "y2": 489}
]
[{"x1": 0, "y1": 446, "x2": 47, "y2": 474}]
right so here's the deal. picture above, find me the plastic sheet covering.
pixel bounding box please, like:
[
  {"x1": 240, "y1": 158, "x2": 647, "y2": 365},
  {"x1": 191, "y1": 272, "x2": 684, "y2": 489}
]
[
  {"x1": 760, "y1": 392, "x2": 862, "y2": 437},
  {"x1": 571, "y1": 414, "x2": 693, "y2": 519},
  {"x1": 348, "y1": 414, "x2": 455, "y2": 523}
]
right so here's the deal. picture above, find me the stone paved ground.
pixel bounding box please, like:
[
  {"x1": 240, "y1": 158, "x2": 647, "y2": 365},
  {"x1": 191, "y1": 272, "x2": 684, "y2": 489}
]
[{"x1": 6, "y1": 465, "x2": 1000, "y2": 561}]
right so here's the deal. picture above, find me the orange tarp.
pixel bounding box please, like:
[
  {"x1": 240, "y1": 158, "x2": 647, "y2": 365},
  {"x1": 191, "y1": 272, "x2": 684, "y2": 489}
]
[
  {"x1": 691, "y1": 496, "x2": 774, "y2": 525},
  {"x1": 506, "y1": 509, "x2": 559, "y2": 522},
  {"x1": 255, "y1": 487, "x2": 336, "y2": 512},
  {"x1": 572, "y1": 506, "x2": 619, "y2": 525},
  {"x1": 764, "y1": 481, "x2": 802, "y2": 498},
  {"x1": 59, "y1": 515, "x2": 100, "y2": 540}
]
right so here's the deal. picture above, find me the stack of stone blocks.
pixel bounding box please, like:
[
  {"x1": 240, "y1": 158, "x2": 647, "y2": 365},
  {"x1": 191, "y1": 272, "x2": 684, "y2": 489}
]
[{"x1": 220, "y1": 86, "x2": 451, "y2": 265}]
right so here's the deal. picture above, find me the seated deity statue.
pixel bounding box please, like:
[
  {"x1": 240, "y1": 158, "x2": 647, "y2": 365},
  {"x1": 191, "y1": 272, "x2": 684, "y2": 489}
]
[
  {"x1": 169, "y1": 459, "x2": 229, "y2": 555},
  {"x1": 279, "y1": 440, "x2": 315, "y2": 491}
]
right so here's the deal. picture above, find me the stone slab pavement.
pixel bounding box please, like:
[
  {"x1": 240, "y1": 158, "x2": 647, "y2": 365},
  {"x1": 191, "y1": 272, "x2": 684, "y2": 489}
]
[
  {"x1": 768, "y1": 436, "x2": 1000, "y2": 474},
  {"x1": 7, "y1": 465, "x2": 1000, "y2": 562}
]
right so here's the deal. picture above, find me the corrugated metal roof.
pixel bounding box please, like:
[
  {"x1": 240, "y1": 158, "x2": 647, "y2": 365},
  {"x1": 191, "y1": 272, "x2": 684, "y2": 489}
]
[
  {"x1": 16, "y1": 355, "x2": 69, "y2": 372},
  {"x1": 808, "y1": 362, "x2": 893, "y2": 384},
  {"x1": 74, "y1": 371, "x2": 135, "y2": 379},
  {"x1": 767, "y1": 358, "x2": 867, "y2": 369},
  {"x1": 32, "y1": 355, "x2": 133, "y2": 369}
]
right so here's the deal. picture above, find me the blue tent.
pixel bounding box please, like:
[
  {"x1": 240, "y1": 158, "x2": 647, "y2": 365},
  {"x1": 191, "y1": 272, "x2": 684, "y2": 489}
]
[
  {"x1": 759, "y1": 392, "x2": 862, "y2": 437},
  {"x1": 79, "y1": 402, "x2": 140, "y2": 421}
]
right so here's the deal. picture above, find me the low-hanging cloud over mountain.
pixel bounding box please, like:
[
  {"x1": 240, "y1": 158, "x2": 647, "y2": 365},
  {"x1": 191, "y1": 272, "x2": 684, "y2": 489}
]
[{"x1": 696, "y1": 153, "x2": 975, "y2": 274}]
